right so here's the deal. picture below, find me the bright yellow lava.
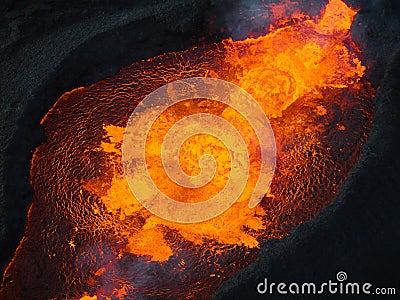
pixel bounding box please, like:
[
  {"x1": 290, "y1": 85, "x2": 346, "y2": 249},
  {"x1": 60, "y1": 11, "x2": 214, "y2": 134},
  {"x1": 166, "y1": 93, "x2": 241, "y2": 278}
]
[{"x1": 83, "y1": 0, "x2": 364, "y2": 262}]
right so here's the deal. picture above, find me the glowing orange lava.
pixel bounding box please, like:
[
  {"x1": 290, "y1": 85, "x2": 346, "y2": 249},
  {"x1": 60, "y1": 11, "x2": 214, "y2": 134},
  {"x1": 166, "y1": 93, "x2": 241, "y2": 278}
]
[{"x1": 0, "y1": 1, "x2": 374, "y2": 299}]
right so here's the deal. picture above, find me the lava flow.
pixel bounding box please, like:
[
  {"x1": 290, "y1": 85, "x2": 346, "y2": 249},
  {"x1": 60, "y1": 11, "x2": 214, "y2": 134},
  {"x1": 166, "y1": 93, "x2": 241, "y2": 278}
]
[{"x1": 0, "y1": 0, "x2": 374, "y2": 299}]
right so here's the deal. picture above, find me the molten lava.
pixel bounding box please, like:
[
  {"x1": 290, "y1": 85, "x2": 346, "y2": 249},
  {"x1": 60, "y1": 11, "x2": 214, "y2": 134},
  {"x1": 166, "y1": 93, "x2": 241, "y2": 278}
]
[{"x1": 1, "y1": 0, "x2": 374, "y2": 299}]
